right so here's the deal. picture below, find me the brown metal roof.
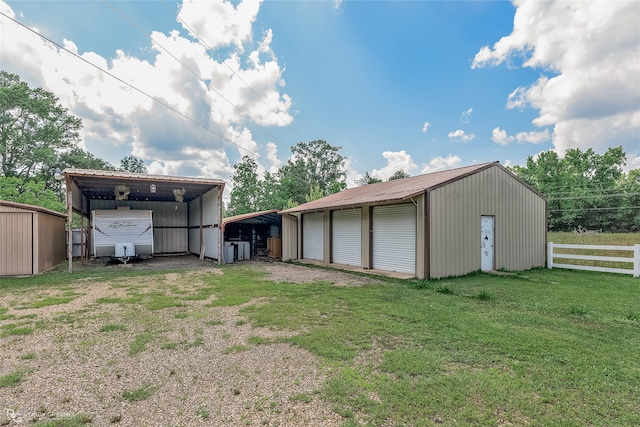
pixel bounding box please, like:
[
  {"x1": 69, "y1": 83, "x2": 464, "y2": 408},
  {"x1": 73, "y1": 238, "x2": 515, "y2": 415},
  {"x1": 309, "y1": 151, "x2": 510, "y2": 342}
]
[
  {"x1": 280, "y1": 162, "x2": 501, "y2": 214},
  {"x1": 63, "y1": 168, "x2": 225, "y2": 203},
  {"x1": 222, "y1": 209, "x2": 280, "y2": 231},
  {"x1": 0, "y1": 200, "x2": 67, "y2": 218}
]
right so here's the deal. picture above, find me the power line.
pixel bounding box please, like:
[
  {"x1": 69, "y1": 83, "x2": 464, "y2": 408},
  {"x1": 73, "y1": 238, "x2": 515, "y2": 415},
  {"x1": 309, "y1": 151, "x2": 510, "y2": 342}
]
[
  {"x1": 159, "y1": 0, "x2": 307, "y2": 143},
  {"x1": 548, "y1": 192, "x2": 640, "y2": 201},
  {"x1": 548, "y1": 206, "x2": 640, "y2": 212},
  {"x1": 0, "y1": 10, "x2": 312, "y2": 187},
  {"x1": 103, "y1": 0, "x2": 291, "y2": 159}
]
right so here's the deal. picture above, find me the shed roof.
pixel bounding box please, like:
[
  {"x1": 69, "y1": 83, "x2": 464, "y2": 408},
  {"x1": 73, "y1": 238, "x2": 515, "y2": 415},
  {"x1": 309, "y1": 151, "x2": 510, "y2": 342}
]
[
  {"x1": 64, "y1": 168, "x2": 225, "y2": 204},
  {"x1": 222, "y1": 210, "x2": 280, "y2": 231},
  {"x1": 0, "y1": 200, "x2": 67, "y2": 218},
  {"x1": 280, "y1": 162, "x2": 536, "y2": 214}
]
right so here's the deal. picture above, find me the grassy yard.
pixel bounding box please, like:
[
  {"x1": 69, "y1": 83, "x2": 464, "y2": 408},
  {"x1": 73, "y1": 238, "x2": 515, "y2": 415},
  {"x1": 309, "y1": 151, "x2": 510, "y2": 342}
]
[{"x1": 1, "y1": 263, "x2": 639, "y2": 426}]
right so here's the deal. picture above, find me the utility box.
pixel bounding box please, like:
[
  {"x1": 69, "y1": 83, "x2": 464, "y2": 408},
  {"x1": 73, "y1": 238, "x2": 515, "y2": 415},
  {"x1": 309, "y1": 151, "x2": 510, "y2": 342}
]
[{"x1": 224, "y1": 242, "x2": 234, "y2": 264}]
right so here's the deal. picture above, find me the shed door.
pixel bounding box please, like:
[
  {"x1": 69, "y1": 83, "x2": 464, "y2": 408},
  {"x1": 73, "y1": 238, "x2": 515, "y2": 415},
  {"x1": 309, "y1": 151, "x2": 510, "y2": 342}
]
[
  {"x1": 332, "y1": 209, "x2": 361, "y2": 267},
  {"x1": 481, "y1": 216, "x2": 494, "y2": 271},
  {"x1": 372, "y1": 204, "x2": 416, "y2": 274},
  {"x1": 302, "y1": 212, "x2": 324, "y2": 261}
]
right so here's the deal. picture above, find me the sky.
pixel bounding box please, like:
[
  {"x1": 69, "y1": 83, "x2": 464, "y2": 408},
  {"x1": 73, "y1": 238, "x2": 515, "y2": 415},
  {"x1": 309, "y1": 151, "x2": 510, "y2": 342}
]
[{"x1": 1, "y1": 0, "x2": 639, "y2": 199}]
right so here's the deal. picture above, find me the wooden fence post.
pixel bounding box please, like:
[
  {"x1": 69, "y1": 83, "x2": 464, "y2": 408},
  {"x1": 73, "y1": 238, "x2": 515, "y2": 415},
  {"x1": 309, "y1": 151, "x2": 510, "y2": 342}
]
[
  {"x1": 547, "y1": 242, "x2": 553, "y2": 270},
  {"x1": 634, "y1": 244, "x2": 640, "y2": 278}
]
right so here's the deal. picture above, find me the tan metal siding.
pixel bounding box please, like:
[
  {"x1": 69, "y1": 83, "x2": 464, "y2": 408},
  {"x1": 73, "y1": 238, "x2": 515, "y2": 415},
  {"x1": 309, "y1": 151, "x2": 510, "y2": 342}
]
[
  {"x1": 0, "y1": 212, "x2": 33, "y2": 275},
  {"x1": 281, "y1": 214, "x2": 298, "y2": 261},
  {"x1": 429, "y1": 166, "x2": 546, "y2": 278},
  {"x1": 35, "y1": 213, "x2": 66, "y2": 273}
]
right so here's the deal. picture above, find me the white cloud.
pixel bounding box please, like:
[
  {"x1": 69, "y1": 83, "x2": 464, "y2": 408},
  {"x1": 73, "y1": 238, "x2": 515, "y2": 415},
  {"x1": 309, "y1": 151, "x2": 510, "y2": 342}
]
[
  {"x1": 448, "y1": 129, "x2": 476, "y2": 143},
  {"x1": 264, "y1": 142, "x2": 282, "y2": 174},
  {"x1": 422, "y1": 121, "x2": 430, "y2": 133},
  {"x1": 491, "y1": 127, "x2": 550, "y2": 146},
  {"x1": 333, "y1": 0, "x2": 343, "y2": 10},
  {"x1": 0, "y1": 0, "x2": 292, "y2": 181},
  {"x1": 491, "y1": 127, "x2": 515, "y2": 146},
  {"x1": 178, "y1": 0, "x2": 262, "y2": 53},
  {"x1": 460, "y1": 108, "x2": 473, "y2": 123},
  {"x1": 420, "y1": 154, "x2": 462, "y2": 174},
  {"x1": 515, "y1": 129, "x2": 550, "y2": 145},
  {"x1": 371, "y1": 150, "x2": 418, "y2": 180},
  {"x1": 472, "y1": 1, "x2": 640, "y2": 156}
]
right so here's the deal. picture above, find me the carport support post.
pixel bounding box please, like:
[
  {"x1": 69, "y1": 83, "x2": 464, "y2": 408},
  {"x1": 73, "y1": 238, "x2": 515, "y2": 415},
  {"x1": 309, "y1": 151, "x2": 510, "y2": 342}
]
[{"x1": 66, "y1": 180, "x2": 73, "y2": 273}]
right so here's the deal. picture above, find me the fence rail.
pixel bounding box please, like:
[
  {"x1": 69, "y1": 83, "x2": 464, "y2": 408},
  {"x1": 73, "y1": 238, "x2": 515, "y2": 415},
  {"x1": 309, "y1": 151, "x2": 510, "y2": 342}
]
[{"x1": 548, "y1": 242, "x2": 640, "y2": 277}]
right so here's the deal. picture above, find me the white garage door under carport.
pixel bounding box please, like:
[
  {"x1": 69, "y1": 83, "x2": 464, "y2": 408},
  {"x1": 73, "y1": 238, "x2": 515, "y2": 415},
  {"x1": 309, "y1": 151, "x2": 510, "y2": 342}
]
[
  {"x1": 372, "y1": 204, "x2": 416, "y2": 274},
  {"x1": 302, "y1": 212, "x2": 324, "y2": 261},
  {"x1": 332, "y1": 208, "x2": 361, "y2": 267}
]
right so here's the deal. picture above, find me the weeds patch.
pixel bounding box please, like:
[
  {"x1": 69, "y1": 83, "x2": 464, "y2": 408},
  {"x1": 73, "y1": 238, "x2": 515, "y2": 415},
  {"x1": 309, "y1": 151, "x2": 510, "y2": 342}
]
[
  {"x1": 33, "y1": 414, "x2": 92, "y2": 427},
  {"x1": 0, "y1": 370, "x2": 27, "y2": 387},
  {"x1": 122, "y1": 384, "x2": 155, "y2": 401},
  {"x1": 129, "y1": 333, "x2": 153, "y2": 356},
  {"x1": 30, "y1": 295, "x2": 78, "y2": 308},
  {"x1": 99, "y1": 324, "x2": 126, "y2": 333}
]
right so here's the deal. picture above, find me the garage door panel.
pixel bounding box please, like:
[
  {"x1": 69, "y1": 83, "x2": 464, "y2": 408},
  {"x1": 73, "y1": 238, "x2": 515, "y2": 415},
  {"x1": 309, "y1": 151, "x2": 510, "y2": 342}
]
[
  {"x1": 372, "y1": 204, "x2": 416, "y2": 274},
  {"x1": 302, "y1": 212, "x2": 324, "y2": 261},
  {"x1": 332, "y1": 209, "x2": 361, "y2": 267}
]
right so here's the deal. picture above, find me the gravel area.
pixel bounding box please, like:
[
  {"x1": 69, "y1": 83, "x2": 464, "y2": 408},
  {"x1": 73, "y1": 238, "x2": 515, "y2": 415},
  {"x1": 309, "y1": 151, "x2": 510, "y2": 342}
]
[{"x1": 0, "y1": 258, "x2": 382, "y2": 426}]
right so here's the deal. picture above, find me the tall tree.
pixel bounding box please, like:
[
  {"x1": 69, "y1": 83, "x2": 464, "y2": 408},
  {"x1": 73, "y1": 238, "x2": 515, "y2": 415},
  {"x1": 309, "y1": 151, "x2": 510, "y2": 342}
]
[
  {"x1": 357, "y1": 171, "x2": 382, "y2": 186},
  {"x1": 388, "y1": 170, "x2": 410, "y2": 180},
  {"x1": 0, "y1": 71, "x2": 82, "y2": 186},
  {"x1": 278, "y1": 140, "x2": 346, "y2": 205},
  {"x1": 119, "y1": 155, "x2": 147, "y2": 173},
  {"x1": 228, "y1": 155, "x2": 262, "y2": 216},
  {"x1": 511, "y1": 146, "x2": 629, "y2": 231},
  {"x1": 58, "y1": 147, "x2": 114, "y2": 171}
]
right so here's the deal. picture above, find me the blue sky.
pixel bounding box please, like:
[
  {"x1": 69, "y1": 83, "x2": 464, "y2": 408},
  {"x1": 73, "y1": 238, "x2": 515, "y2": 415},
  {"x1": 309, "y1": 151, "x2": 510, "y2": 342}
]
[{"x1": 1, "y1": 0, "x2": 638, "y2": 195}]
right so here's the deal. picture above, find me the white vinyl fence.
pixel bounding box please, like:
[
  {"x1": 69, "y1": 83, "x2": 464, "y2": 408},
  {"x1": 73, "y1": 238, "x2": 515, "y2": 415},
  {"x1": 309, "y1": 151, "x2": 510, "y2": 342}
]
[{"x1": 548, "y1": 242, "x2": 640, "y2": 278}]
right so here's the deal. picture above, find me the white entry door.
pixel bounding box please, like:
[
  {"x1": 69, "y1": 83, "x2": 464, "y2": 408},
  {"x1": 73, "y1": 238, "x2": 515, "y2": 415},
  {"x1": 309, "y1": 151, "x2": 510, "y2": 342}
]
[{"x1": 481, "y1": 216, "x2": 494, "y2": 271}]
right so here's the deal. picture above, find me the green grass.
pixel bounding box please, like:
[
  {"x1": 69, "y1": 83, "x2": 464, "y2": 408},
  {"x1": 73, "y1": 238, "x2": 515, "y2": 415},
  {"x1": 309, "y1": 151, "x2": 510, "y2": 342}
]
[
  {"x1": 1, "y1": 322, "x2": 34, "y2": 337},
  {"x1": 33, "y1": 414, "x2": 92, "y2": 427},
  {"x1": 1, "y1": 262, "x2": 638, "y2": 425},
  {"x1": 122, "y1": 384, "x2": 155, "y2": 401},
  {"x1": 0, "y1": 307, "x2": 14, "y2": 320},
  {"x1": 0, "y1": 370, "x2": 26, "y2": 387},
  {"x1": 30, "y1": 295, "x2": 78, "y2": 308},
  {"x1": 99, "y1": 324, "x2": 126, "y2": 332},
  {"x1": 129, "y1": 333, "x2": 153, "y2": 356}
]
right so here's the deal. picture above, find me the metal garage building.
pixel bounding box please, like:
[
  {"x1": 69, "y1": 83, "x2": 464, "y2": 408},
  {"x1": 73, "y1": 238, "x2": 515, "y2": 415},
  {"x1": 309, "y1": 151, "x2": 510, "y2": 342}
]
[
  {"x1": 0, "y1": 201, "x2": 66, "y2": 276},
  {"x1": 280, "y1": 162, "x2": 547, "y2": 279},
  {"x1": 63, "y1": 169, "x2": 225, "y2": 271}
]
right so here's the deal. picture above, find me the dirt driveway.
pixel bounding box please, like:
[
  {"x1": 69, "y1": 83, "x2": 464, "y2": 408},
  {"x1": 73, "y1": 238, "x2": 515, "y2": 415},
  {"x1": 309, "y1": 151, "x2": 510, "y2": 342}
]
[{"x1": 0, "y1": 257, "x2": 382, "y2": 426}]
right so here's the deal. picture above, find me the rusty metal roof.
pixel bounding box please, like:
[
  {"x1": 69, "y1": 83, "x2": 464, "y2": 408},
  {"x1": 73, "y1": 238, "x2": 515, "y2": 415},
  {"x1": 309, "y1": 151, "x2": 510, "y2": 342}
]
[
  {"x1": 280, "y1": 162, "x2": 501, "y2": 214},
  {"x1": 63, "y1": 168, "x2": 225, "y2": 203},
  {"x1": 222, "y1": 209, "x2": 280, "y2": 230}
]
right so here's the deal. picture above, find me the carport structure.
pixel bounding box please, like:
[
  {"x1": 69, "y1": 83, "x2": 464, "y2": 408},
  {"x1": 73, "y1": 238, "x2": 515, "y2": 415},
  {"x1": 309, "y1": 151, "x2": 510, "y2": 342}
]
[{"x1": 63, "y1": 168, "x2": 225, "y2": 272}]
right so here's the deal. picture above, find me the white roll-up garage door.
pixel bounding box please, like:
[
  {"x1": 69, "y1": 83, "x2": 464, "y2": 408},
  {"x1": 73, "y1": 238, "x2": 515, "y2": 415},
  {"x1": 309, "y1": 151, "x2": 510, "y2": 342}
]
[
  {"x1": 302, "y1": 212, "x2": 324, "y2": 261},
  {"x1": 332, "y1": 208, "x2": 361, "y2": 267},
  {"x1": 372, "y1": 204, "x2": 416, "y2": 274}
]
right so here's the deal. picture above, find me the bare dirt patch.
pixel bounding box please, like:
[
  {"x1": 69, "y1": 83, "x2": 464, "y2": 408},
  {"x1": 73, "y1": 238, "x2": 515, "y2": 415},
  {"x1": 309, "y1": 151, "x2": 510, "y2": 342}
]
[{"x1": 0, "y1": 259, "x2": 384, "y2": 426}]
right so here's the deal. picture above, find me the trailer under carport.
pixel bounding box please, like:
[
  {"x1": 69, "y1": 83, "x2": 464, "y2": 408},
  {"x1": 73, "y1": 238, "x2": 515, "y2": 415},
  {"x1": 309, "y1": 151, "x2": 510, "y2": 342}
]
[{"x1": 63, "y1": 168, "x2": 225, "y2": 272}]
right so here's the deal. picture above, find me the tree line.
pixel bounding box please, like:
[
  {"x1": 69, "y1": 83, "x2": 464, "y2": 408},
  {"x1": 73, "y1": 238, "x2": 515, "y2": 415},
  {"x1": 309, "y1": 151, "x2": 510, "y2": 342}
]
[{"x1": 510, "y1": 147, "x2": 640, "y2": 232}]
